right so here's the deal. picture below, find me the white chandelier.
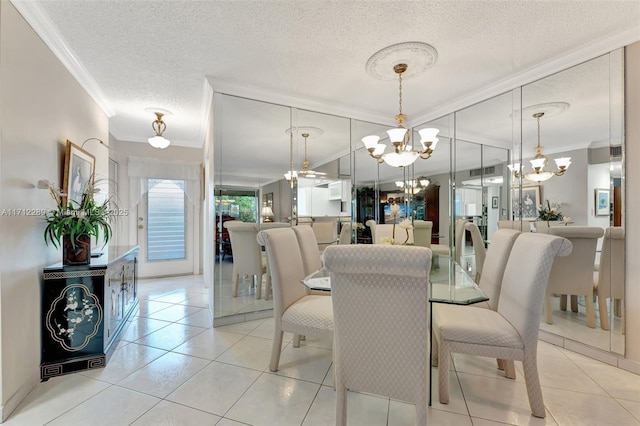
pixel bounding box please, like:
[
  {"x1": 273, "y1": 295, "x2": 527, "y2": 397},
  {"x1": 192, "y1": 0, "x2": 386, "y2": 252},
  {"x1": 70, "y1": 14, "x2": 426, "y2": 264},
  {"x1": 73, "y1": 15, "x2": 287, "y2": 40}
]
[
  {"x1": 361, "y1": 63, "x2": 439, "y2": 168},
  {"x1": 284, "y1": 132, "x2": 326, "y2": 182},
  {"x1": 396, "y1": 177, "x2": 430, "y2": 194},
  {"x1": 508, "y1": 112, "x2": 571, "y2": 182},
  {"x1": 147, "y1": 111, "x2": 171, "y2": 149}
]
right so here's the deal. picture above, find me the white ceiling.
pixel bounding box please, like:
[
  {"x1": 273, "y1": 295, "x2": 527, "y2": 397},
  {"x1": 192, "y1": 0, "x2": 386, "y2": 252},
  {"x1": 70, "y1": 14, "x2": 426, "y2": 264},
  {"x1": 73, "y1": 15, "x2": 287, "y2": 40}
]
[{"x1": 13, "y1": 0, "x2": 640, "y2": 186}]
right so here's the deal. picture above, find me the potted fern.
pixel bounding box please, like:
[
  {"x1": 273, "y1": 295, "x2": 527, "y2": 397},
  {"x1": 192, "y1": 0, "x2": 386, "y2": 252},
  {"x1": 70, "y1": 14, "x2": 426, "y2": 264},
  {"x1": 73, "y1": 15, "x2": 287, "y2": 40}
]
[{"x1": 44, "y1": 180, "x2": 112, "y2": 265}]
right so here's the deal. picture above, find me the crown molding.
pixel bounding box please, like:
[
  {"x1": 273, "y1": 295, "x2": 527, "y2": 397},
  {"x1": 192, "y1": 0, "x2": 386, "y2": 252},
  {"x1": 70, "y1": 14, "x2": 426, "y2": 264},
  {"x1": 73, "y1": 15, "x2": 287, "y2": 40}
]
[
  {"x1": 206, "y1": 77, "x2": 395, "y2": 127},
  {"x1": 410, "y1": 25, "x2": 640, "y2": 127},
  {"x1": 10, "y1": 0, "x2": 115, "y2": 117}
]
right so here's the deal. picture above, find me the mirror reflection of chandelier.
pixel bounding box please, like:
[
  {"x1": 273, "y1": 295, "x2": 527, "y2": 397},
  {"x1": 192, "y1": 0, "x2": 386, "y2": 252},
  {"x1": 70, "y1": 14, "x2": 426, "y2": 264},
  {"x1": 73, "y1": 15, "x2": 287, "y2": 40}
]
[
  {"x1": 396, "y1": 177, "x2": 430, "y2": 194},
  {"x1": 361, "y1": 63, "x2": 439, "y2": 168},
  {"x1": 284, "y1": 132, "x2": 327, "y2": 182},
  {"x1": 508, "y1": 112, "x2": 571, "y2": 182}
]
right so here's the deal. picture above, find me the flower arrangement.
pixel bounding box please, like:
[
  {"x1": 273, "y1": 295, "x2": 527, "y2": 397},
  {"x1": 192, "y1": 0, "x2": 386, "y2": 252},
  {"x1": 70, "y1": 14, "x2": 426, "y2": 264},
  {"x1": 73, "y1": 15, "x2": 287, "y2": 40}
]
[
  {"x1": 381, "y1": 203, "x2": 413, "y2": 245},
  {"x1": 538, "y1": 200, "x2": 564, "y2": 221},
  {"x1": 43, "y1": 179, "x2": 113, "y2": 264}
]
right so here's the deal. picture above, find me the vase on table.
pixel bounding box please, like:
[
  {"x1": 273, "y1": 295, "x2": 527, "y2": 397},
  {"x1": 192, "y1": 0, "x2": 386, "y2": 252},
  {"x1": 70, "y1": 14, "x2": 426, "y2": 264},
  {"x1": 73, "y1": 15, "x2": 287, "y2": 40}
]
[{"x1": 62, "y1": 234, "x2": 91, "y2": 265}]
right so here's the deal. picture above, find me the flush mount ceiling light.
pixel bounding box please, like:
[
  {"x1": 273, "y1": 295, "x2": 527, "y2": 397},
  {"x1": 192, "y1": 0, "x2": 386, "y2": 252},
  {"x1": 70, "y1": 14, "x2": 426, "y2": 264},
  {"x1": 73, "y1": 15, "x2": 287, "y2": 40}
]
[
  {"x1": 146, "y1": 109, "x2": 171, "y2": 149},
  {"x1": 508, "y1": 112, "x2": 571, "y2": 182}
]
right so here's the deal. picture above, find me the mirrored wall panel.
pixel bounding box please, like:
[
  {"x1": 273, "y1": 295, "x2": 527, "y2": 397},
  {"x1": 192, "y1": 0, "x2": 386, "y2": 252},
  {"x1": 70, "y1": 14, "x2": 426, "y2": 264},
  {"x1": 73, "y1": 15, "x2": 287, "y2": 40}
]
[{"x1": 518, "y1": 51, "x2": 624, "y2": 354}]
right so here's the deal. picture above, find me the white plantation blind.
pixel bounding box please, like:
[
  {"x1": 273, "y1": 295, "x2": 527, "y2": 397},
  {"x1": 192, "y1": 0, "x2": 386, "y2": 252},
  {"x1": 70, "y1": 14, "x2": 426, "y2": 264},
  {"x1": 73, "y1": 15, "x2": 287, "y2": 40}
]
[
  {"x1": 147, "y1": 179, "x2": 186, "y2": 261},
  {"x1": 128, "y1": 157, "x2": 201, "y2": 207}
]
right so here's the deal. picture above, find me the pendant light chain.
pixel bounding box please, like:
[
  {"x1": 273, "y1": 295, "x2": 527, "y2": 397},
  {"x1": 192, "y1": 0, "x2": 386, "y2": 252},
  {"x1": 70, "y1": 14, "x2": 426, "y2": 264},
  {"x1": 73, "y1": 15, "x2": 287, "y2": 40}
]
[{"x1": 398, "y1": 71, "x2": 403, "y2": 118}]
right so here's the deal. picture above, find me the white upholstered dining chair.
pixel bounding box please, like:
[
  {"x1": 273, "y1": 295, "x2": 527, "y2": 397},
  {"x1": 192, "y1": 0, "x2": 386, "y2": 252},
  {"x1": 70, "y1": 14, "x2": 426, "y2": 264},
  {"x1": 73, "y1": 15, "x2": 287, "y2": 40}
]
[
  {"x1": 595, "y1": 227, "x2": 625, "y2": 331},
  {"x1": 432, "y1": 228, "x2": 521, "y2": 377},
  {"x1": 412, "y1": 220, "x2": 433, "y2": 248},
  {"x1": 224, "y1": 221, "x2": 266, "y2": 298},
  {"x1": 373, "y1": 223, "x2": 414, "y2": 244},
  {"x1": 324, "y1": 244, "x2": 432, "y2": 426},
  {"x1": 464, "y1": 222, "x2": 486, "y2": 283},
  {"x1": 433, "y1": 232, "x2": 572, "y2": 418},
  {"x1": 545, "y1": 226, "x2": 604, "y2": 328},
  {"x1": 258, "y1": 227, "x2": 333, "y2": 372}
]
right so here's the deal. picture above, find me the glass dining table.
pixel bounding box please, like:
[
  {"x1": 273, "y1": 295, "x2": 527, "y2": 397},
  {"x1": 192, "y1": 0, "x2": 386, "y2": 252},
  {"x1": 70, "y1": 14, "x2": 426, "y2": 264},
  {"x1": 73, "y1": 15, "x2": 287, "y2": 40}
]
[{"x1": 301, "y1": 254, "x2": 488, "y2": 405}]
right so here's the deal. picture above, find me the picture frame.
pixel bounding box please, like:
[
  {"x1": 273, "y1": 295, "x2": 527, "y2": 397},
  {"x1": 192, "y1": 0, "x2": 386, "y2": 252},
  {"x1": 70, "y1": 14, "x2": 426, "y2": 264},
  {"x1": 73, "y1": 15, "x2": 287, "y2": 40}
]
[
  {"x1": 492, "y1": 196, "x2": 499, "y2": 209},
  {"x1": 63, "y1": 140, "x2": 95, "y2": 207},
  {"x1": 595, "y1": 188, "x2": 610, "y2": 216},
  {"x1": 263, "y1": 192, "x2": 274, "y2": 208},
  {"x1": 511, "y1": 185, "x2": 540, "y2": 219}
]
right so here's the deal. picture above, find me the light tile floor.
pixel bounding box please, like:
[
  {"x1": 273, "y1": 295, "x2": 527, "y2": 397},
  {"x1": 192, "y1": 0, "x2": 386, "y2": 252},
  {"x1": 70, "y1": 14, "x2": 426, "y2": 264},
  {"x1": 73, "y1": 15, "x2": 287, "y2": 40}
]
[{"x1": 5, "y1": 275, "x2": 639, "y2": 425}]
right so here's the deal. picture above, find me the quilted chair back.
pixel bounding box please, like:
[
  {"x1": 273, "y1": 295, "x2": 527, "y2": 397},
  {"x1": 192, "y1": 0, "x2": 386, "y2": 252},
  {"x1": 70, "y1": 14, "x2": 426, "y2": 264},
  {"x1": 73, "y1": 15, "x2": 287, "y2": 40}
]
[
  {"x1": 597, "y1": 227, "x2": 625, "y2": 300},
  {"x1": 478, "y1": 228, "x2": 520, "y2": 310},
  {"x1": 324, "y1": 244, "x2": 431, "y2": 425},
  {"x1": 338, "y1": 222, "x2": 355, "y2": 245},
  {"x1": 292, "y1": 225, "x2": 323, "y2": 276},
  {"x1": 464, "y1": 222, "x2": 487, "y2": 282},
  {"x1": 373, "y1": 223, "x2": 415, "y2": 244},
  {"x1": 224, "y1": 221, "x2": 262, "y2": 276},
  {"x1": 413, "y1": 220, "x2": 433, "y2": 248},
  {"x1": 258, "y1": 228, "x2": 308, "y2": 326},
  {"x1": 498, "y1": 233, "x2": 572, "y2": 349},
  {"x1": 454, "y1": 218, "x2": 467, "y2": 263}
]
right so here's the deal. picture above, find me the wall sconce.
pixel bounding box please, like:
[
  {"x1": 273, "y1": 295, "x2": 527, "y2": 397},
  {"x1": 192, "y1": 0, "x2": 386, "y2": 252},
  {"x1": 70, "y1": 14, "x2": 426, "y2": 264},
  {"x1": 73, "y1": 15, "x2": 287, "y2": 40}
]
[{"x1": 81, "y1": 137, "x2": 113, "y2": 151}]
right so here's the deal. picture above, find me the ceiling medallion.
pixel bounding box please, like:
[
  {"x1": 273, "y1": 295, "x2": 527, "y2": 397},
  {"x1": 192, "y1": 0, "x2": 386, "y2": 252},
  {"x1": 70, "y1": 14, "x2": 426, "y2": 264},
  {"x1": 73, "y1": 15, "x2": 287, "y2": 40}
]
[
  {"x1": 365, "y1": 42, "x2": 438, "y2": 81},
  {"x1": 285, "y1": 126, "x2": 324, "y2": 139},
  {"x1": 511, "y1": 102, "x2": 570, "y2": 120}
]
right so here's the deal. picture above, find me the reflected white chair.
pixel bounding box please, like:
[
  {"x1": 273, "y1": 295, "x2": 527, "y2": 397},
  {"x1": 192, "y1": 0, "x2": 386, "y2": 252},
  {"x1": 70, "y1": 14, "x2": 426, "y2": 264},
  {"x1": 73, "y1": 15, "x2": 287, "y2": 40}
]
[
  {"x1": 256, "y1": 222, "x2": 290, "y2": 299},
  {"x1": 312, "y1": 220, "x2": 338, "y2": 252},
  {"x1": 372, "y1": 223, "x2": 414, "y2": 244},
  {"x1": 338, "y1": 222, "x2": 355, "y2": 245},
  {"x1": 324, "y1": 244, "x2": 432, "y2": 426},
  {"x1": 498, "y1": 220, "x2": 526, "y2": 231},
  {"x1": 292, "y1": 225, "x2": 323, "y2": 276},
  {"x1": 365, "y1": 219, "x2": 377, "y2": 244},
  {"x1": 258, "y1": 228, "x2": 333, "y2": 372},
  {"x1": 454, "y1": 218, "x2": 467, "y2": 264},
  {"x1": 595, "y1": 227, "x2": 625, "y2": 331},
  {"x1": 224, "y1": 221, "x2": 266, "y2": 298},
  {"x1": 464, "y1": 222, "x2": 486, "y2": 282},
  {"x1": 545, "y1": 226, "x2": 604, "y2": 328},
  {"x1": 413, "y1": 220, "x2": 433, "y2": 248},
  {"x1": 434, "y1": 233, "x2": 572, "y2": 418}
]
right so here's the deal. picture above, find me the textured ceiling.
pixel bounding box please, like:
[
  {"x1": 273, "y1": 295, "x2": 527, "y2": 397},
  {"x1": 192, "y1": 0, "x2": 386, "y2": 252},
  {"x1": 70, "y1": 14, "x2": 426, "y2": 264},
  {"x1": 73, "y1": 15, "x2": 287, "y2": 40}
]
[{"x1": 13, "y1": 0, "x2": 640, "y2": 186}]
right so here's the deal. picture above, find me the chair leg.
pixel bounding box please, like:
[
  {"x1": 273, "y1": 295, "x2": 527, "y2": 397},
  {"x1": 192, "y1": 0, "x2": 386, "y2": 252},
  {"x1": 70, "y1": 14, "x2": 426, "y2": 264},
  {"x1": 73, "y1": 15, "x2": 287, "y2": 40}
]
[
  {"x1": 232, "y1": 274, "x2": 239, "y2": 297},
  {"x1": 264, "y1": 272, "x2": 272, "y2": 300},
  {"x1": 293, "y1": 334, "x2": 301, "y2": 348},
  {"x1": 438, "y1": 340, "x2": 451, "y2": 404},
  {"x1": 335, "y1": 384, "x2": 347, "y2": 426},
  {"x1": 598, "y1": 294, "x2": 610, "y2": 330},
  {"x1": 544, "y1": 295, "x2": 553, "y2": 325},
  {"x1": 560, "y1": 294, "x2": 567, "y2": 311},
  {"x1": 522, "y1": 353, "x2": 546, "y2": 418},
  {"x1": 570, "y1": 295, "x2": 579, "y2": 313},
  {"x1": 497, "y1": 358, "x2": 504, "y2": 370},
  {"x1": 269, "y1": 329, "x2": 284, "y2": 372},
  {"x1": 503, "y1": 359, "x2": 516, "y2": 379},
  {"x1": 585, "y1": 293, "x2": 596, "y2": 328},
  {"x1": 431, "y1": 331, "x2": 439, "y2": 367},
  {"x1": 255, "y1": 274, "x2": 262, "y2": 299}
]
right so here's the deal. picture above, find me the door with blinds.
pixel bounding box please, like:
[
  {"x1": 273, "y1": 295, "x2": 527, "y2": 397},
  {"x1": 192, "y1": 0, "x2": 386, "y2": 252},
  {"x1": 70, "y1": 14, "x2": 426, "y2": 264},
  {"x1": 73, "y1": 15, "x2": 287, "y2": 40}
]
[{"x1": 137, "y1": 178, "x2": 195, "y2": 277}]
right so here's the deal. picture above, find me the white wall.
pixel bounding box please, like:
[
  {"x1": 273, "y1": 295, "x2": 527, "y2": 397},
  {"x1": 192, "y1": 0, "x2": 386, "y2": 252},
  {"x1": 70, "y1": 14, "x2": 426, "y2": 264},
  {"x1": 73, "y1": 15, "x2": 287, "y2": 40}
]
[
  {"x1": 624, "y1": 41, "x2": 640, "y2": 365},
  {"x1": 0, "y1": 2, "x2": 109, "y2": 419}
]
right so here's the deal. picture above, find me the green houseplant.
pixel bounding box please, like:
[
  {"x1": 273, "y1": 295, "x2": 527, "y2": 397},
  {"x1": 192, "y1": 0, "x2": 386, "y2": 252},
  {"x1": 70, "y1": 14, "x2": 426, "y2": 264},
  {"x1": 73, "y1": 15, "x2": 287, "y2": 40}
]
[{"x1": 44, "y1": 180, "x2": 113, "y2": 265}]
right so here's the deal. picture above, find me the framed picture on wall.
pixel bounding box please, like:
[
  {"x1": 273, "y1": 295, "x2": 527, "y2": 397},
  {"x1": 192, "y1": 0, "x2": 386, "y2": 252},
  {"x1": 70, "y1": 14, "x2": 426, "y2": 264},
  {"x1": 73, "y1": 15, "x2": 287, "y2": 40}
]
[
  {"x1": 63, "y1": 140, "x2": 95, "y2": 207},
  {"x1": 511, "y1": 185, "x2": 540, "y2": 219},
  {"x1": 595, "y1": 188, "x2": 610, "y2": 216}
]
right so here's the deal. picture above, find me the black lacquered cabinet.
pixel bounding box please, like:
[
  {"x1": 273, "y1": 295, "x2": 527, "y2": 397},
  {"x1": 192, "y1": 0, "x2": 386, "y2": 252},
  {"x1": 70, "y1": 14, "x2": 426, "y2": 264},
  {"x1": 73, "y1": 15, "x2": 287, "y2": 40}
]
[{"x1": 41, "y1": 246, "x2": 139, "y2": 380}]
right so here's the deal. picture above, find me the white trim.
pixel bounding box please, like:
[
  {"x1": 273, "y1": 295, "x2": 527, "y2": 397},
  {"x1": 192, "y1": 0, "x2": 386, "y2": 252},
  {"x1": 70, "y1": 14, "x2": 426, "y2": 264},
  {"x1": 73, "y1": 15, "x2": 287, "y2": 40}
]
[
  {"x1": 410, "y1": 26, "x2": 640, "y2": 126},
  {"x1": 198, "y1": 79, "x2": 215, "y2": 149},
  {"x1": 10, "y1": 0, "x2": 115, "y2": 118},
  {"x1": 207, "y1": 77, "x2": 394, "y2": 127}
]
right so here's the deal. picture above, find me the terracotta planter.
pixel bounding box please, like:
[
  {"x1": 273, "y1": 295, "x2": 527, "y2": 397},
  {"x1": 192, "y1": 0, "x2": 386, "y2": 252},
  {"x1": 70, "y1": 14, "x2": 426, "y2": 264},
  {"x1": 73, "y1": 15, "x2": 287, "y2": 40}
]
[{"x1": 62, "y1": 234, "x2": 91, "y2": 265}]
